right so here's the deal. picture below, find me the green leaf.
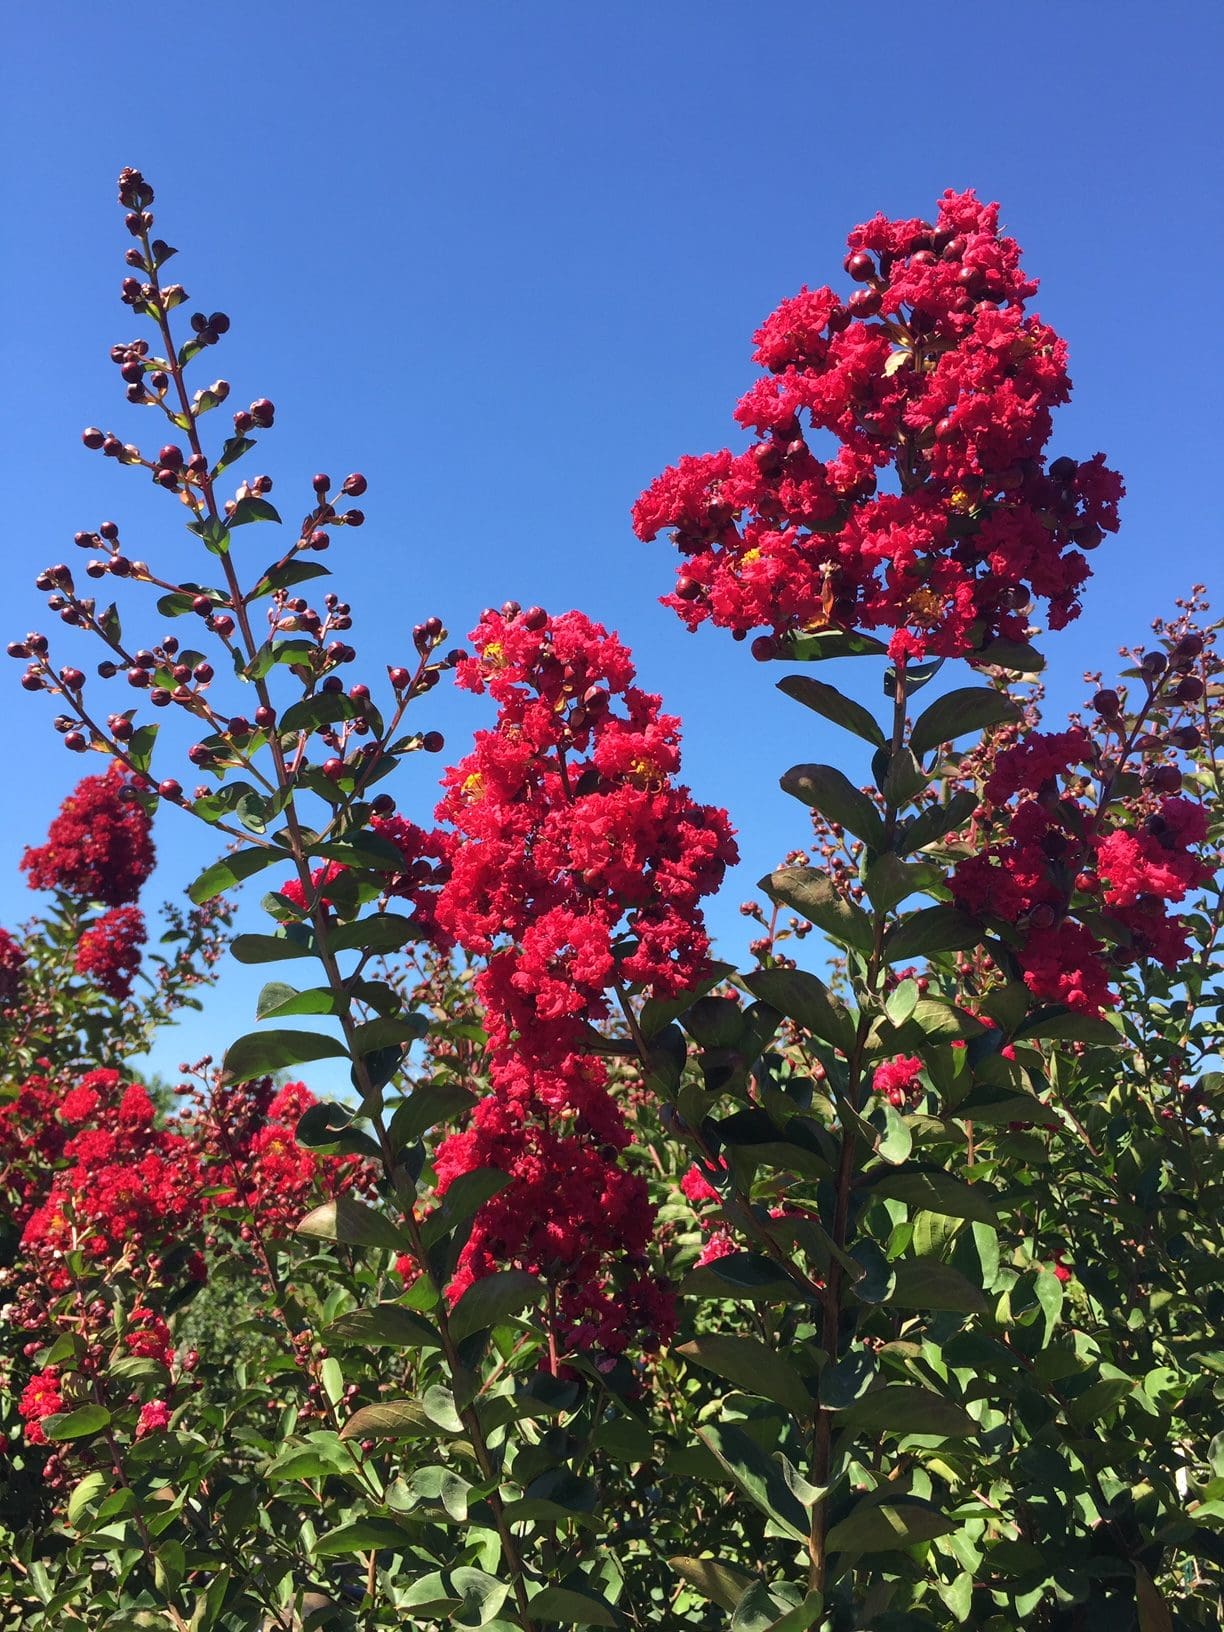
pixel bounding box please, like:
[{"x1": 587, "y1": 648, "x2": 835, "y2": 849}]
[
  {"x1": 972, "y1": 638, "x2": 1045, "y2": 673},
  {"x1": 187, "y1": 513, "x2": 231, "y2": 555},
  {"x1": 889, "y1": 1259, "x2": 988, "y2": 1314},
  {"x1": 221, "y1": 1027, "x2": 347, "y2": 1080},
  {"x1": 910, "y1": 687, "x2": 1022, "y2": 759},
  {"x1": 825, "y1": 1498, "x2": 956, "y2": 1554},
  {"x1": 229, "y1": 495, "x2": 282, "y2": 526},
  {"x1": 388, "y1": 1081, "x2": 476, "y2": 1146},
  {"x1": 743, "y1": 968, "x2": 857, "y2": 1054},
  {"x1": 886, "y1": 979, "x2": 921, "y2": 1027},
  {"x1": 255, "y1": 982, "x2": 337, "y2": 1020},
  {"x1": 781, "y1": 628, "x2": 889, "y2": 662},
  {"x1": 776, "y1": 675, "x2": 885, "y2": 747},
  {"x1": 249, "y1": 559, "x2": 330, "y2": 600},
  {"x1": 44, "y1": 1405, "x2": 111, "y2": 1442},
  {"x1": 668, "y1": 1557, "x2": 753, "y2": 1614},
  {"x1": 327, "y1": 1303, "x2": 441, "y2": 1349},
  {"x1": 527, "y1": 1586, "x2": 619, "y2": 1627},
  {"x1": 838, "y1": 1384, "x2": 977, "y2": 1438},
  {"x1": 780, "y1": 764, "x2": 885, "y2": 848},
  {"x1": 338, "y1": 1400, "x2": 455, "y2": 1442},
  {"x1": 278, "y1": 691, "x2": 360, "y2": 737},
  {"x1": 449, "y1": 1270, "x2": 544, "y2": 1342},
  {"x1": 312, "y1": 1518, "x2": 409, "y2": 1557},
  {"x1": 681, "y1": 1252, "x2": 798, "y2": 1301},
  {"x1": 67, "y1": 1470, "x2": 108, "y2": 1527},
  {"x1": 884, "y1": 905, "x2": 981, "y2": 963},
  {"x1": 866, "y1": 1168, "x2": 999, "y2": 1225},
  {"x1": 761, "y1": 868, "x2": 873, "y2": 952},
  {"x1": 188, "y1": 845, "x2": 280, "y2": 904},
  {"x1": 678, "y1": 1335, "x2": 812, "y2": 1417},
  {"x1": 230, "y1": 930, "x2": 314, "y2": 964},
  {"x1": 296, "y1": 1195, "x2": 403, "y2": 1251},
  {"x1": 1014, "y1": 1006, "x2": 1120, "y2": 1045},
  {"x1": 696, "y1": 1423, "x2": 809, "y2": 1542},
  {"x1": 420, "y1": 1168, "x2": 512, "y2": 1249},
  {"x1": 878, "y1": 1102, "x2": 913, "y2": 1165},
  {"x1": 213, "y1": 433, "x2": 255, "y2": 475},
  {"x1": 328, "y1": 912, "x2": 421, "y2": 954},
  {"x1": 864, "y1": 855, "x2": 941, "y2": 915}
]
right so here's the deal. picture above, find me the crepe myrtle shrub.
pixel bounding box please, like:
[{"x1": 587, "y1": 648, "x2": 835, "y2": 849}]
[{"x1": 2, "y1": 169, "x2": 1221, "y2": 1632}]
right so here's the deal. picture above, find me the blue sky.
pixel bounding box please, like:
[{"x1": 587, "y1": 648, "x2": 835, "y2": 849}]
[{"x1": 3, "y1": 1, "x2": 1221, "y2": 1087}]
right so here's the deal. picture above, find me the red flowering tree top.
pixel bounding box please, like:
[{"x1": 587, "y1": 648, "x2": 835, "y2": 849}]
[
  {"x1": 21, "y1": 763, "x2": 155, "y2": 906},
  {"x1": 633, "y1": 189, "x2": 1124, "y2": 662}
]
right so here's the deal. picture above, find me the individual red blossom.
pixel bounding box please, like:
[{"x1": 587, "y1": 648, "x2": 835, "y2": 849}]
[
  {"x1": 872, "y1": 1055, "x2": 925, "y2": 1108},
  {"x1": 135, "y1": 1399, "x2": 172, "y2": 1438},
  {"x1": 124, "y1": 1307, "x2": 174, "y2": 1364},
  {"x1": 18, "y1": 1368, "x2": 65, "y2": 1445},
  {"x1": 74, "y1": 904, "x2": 146, "y2": 999},
  {"x1": 680, "y1": 1163, "x2": 721, "y2": 1204},
  {"x1": 22, "y1": 763, "x2": 155, "y2": 906},
  {"x1": 634, "y1": 189, "x2": 1123, "y2": 661},
  {"x1": 278, "y1": 861, "x2": 348, "y2": 912},
  {"x1": 0, "y1": 925, "x2": 26, "y2": 1005}
]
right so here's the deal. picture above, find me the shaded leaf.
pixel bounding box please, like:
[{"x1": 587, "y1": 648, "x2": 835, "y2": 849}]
[
  {"x1": 781, "y1": 764, "x2": 885, "y2": 848},
  {"x1": 327, "y1": 1303, "x2": 441, "y2": 1349},
  {"x1": 678, "y1": 1335, "x2": 812, "y2": 1417},
  {"x1": 761, "y1": 868, "x2": 873, "y2": 952},
  {"x1": 889, "y1": 1259, "x2": 988, "y2": 1314},
  {"x1": 826, "y1": 1499, "x2": 956, "y2": 1553},
  {"x1": 776, "y1": 674, "x2": 885, "y2": 746},
  {"x1": 743, "y1": 967, "x2": 857, "y2": 1054},
  {"x1": 884, "y1": 905, "x2": 981, "y2": 963},
  {"x1": 221, "y1": 1027, "x2": 347, "y2": 1081},
  {"x1": 696, "y1": 1423, "x2": 809, "y2": 1541},
  {"x1": 910, "y1": 687, "x2": 1022, "y2": 758},
  {"x1": 296, "y1": 1195, "x2": 403, "y2": 1251},
  {"x1": 449, "y1": 1270, "x2": 544, "y2": 1342},
  {"x1": 838, "y1": 1384, "x2": 977, "y2": 1438},
  {"x1": 865, "y1": 1168, "x2": 999, "y2": 1225},
  {"x1": 668, "y1": 1556, "x2": 753, "y2": 1614}
]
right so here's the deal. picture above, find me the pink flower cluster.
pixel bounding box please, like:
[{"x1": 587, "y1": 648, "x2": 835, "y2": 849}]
[
  {"x1": 952, "y1": 731, "x2": 1211, "y2": 1013},
  {"x1": 633, "y1": 190, "x2": 1123, "y2": 661},
  {"x1": 431, "y1": 606, "x2": 737, "y2": 1357}
]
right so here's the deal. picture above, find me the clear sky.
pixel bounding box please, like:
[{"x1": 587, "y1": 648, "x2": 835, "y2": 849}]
[{"x1": 3, "y1": 0, "x2": 1221, "y2": 1088}]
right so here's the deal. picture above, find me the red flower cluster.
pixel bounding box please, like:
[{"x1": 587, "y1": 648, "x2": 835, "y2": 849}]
[
  {"x1": 432, "y1": 606, "x2": 737, "y2": 1357},
  {"x1": 2, "y1": 1064, "x2": 371, "y2": 1448},
  {"x1": 872, "y1": 1055, "x2": 925, "y2": 1108},
  {"x1": 21, "y1": 763, "x2": 155, "y2": 906},
  {"x1": 952, "y1": 731, "x2": 1211, "y2": 1013},
  {"x1": 17, "y1": 1367, "x2": 65, "y2": 1446},
  {"x1": 20, "y1": 1072, "x2": 204, "y2": 1289},
  {"x1": 633, "y1": 190, "x2": 1123, "y2": 661},
  {"x1": 203, "y1": 1077, "x2": 374, "y2": 1239},
  {"x1": 73, "y1": 904, "x2": 147, "y2": 999},
  {"x1": 0, "y1": 924, "x2": 26, "y2": 1005}
]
